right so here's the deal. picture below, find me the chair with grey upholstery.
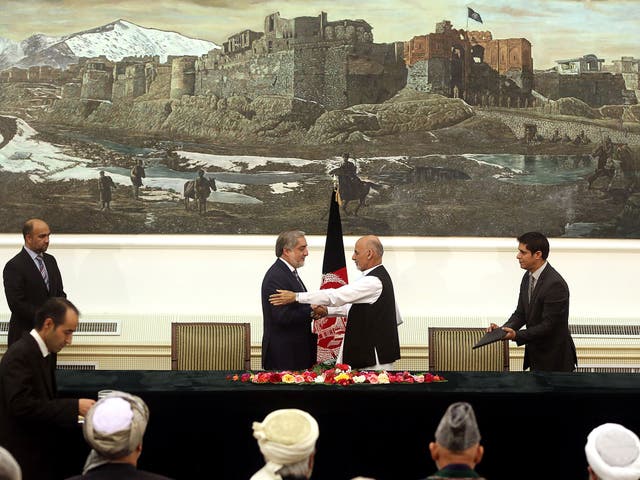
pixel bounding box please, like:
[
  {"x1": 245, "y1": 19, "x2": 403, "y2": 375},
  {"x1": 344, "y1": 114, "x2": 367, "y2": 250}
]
[
  {"x1": 428, "y1": 327, "x2": 509, "y2": 372},
  {"x1": 171, "y1": 322, "x2": 251, "y2": 370}
]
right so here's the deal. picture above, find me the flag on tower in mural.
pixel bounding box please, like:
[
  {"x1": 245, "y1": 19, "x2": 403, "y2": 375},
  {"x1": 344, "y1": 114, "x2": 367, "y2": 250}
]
[
  {"x1": 313, "y1": 189, "x2": 348, "y2": 362},
  {"x1": 467, "y1": 7, "x2": 483, "y2": 23}
]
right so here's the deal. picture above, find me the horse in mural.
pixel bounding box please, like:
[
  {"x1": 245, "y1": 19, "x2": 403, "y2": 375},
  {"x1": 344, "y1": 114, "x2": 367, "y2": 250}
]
[
  {"x1": 329, "y1": 163, "x2": 380, "y2": 216},
  {"x1": 184, "y1": 173, "x2": 217, "y2": 214}
]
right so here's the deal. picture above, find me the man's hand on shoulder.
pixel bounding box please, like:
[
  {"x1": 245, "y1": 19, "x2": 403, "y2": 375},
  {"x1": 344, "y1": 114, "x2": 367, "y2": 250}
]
[{"x1": 269, "y1": 290, "x2": 296, "y2": 306}]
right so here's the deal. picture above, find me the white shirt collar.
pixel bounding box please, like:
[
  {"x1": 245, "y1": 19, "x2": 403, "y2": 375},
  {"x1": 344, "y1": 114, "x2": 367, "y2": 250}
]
[
  {"x1": 530, "y1": 261, "x2": 548, "y2": 281},
  {"x1": 30, "y1": 329, "x2": 50, "y2": 358},
  {"x1": 278, "y1": 257, "x2": 296, "y2": 272},
  {"x1": 24, "y1": 245, "x2": 40, "y2": 260},
  {"x1": 361, "y1": 263, "x2": 383, "y2": 277}
]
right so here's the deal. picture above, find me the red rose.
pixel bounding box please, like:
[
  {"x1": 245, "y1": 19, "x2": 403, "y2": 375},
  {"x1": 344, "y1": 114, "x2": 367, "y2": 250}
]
[{"x1": 269, "y1": 373, "x2": 282, "y2": 383}]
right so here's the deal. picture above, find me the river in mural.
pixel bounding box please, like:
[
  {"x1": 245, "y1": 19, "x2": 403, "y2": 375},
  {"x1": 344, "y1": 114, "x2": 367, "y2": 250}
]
[{"x1": 1, "y1": 116, "x2": 631, "y2": 237}]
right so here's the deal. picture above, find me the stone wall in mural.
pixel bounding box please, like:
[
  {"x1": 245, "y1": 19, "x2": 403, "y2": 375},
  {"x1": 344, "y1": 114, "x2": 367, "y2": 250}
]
[{"x1": 0, "y1": 5, "x2": 638, "y2": 237}]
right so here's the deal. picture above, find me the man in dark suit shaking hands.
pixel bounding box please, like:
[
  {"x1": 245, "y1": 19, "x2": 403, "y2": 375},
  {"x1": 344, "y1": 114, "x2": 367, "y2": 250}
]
[
  {"x1": 261, "y1": 230, "x2": 319, "y2": 371},
  {"x1": 488, "y1": 231, "x2": 577, "y2": 372},
  {"x1": 3, "y1": 218, "x2": 66, "y2": 346}
]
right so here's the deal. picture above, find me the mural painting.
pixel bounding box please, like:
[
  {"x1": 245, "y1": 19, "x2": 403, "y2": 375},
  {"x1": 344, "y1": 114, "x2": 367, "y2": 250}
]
[{"x1": 0, "y1": 0, "x2": 638, "y2": 237}]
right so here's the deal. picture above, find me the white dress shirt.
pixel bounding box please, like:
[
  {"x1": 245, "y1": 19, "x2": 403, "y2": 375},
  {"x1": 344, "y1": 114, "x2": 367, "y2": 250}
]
[{"x1": 295, "y1": 264, "x2": 402, "y2": 369}]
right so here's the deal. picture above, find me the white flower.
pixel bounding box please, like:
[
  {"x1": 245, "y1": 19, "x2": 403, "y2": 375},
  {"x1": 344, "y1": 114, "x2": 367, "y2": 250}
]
[
  {"x1": 353, "y1": 375, "x2": 366, "y2": 383},
  {"x1": 315, "y1": 375, "x2": 326, "y2": 383}
]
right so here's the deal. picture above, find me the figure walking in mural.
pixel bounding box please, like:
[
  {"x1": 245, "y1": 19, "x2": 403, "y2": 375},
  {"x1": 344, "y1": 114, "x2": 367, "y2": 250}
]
[
  {"x1": 587, "y1": 137, "x2": 615, "y2": 189},
  {"x1": 130, "y1": 159, "x2": 146, "y2": 200},
  {"x1": 329, "y1": 153, "x2": 379, "y2": 216},
  {"x1": 184, "y1": 169, "x2": 217, "y2": 214},
  {"x1": 98, "y1": 170, "x2": 117, "y2": 211},
  {"x1": 613, "y1": 142, "x2": 637, "y2": 193}
]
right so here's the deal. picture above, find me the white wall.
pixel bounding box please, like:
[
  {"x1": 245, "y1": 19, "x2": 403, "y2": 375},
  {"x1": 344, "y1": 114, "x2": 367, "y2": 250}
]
[{"x1": 1, "y1": 234, "x2": 638, "y2": 321}]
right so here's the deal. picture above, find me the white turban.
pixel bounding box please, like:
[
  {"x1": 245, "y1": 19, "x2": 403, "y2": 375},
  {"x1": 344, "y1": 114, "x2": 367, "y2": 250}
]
[
  {"x1": 251, "y1": 409, "x2": 319, "y2": 480},
  {"x1": 81, "y1": 391, "x2": 149, "y2": 474},
  {"x1": 0, "y1": 446, "x2": 21, "y2": 480},
  {"x1": 585, "y1": 423, "x2": 640, "y2": 480}
]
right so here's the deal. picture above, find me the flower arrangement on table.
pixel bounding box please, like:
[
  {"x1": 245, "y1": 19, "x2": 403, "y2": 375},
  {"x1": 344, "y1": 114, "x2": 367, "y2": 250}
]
[{"x1": 227, "y1": 361, "x2": 445, "y2": 386}]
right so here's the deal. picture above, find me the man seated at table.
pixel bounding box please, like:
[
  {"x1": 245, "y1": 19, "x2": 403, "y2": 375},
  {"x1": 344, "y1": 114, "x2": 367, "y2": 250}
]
[
  {"x1": 65, "y1": 391, "x2": 173, "y2": 480},
  {"x1": 585, "y1": 423, "x2": 640, "y2": 480},
  {"x1": 251, "y1": 408, "x2": 319, "y2": 480},
  {"x1": 0, "y1": 446, "x2": 21, "y2": 480},
  {"x1": 421, "y1": 401, "x2": 486, "y2": 480}
]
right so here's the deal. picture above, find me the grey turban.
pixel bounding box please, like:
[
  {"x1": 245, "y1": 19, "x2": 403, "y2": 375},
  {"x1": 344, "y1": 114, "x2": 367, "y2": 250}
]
[
  {"x1": 435, "y1": 402, "x2": 481, "y2": 452},
  {"x1": 81, "y1": 391, "x2": 150, "y2": 474},
  {"x1": 251, "y1": 409, "x2": 319, "y2": 480},
  {"x1": 0, "y1": 446, "x2": 21, "y2": 480},
  {"x1": 585, "y1": 423, "x2": 640, "y2": 480}
]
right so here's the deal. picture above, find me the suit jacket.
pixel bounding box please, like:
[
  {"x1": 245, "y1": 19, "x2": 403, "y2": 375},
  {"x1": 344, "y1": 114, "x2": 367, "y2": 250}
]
[
  {"x1": 504, "y1": 263, "x2": 577, "y2": 372},
  {"x1": 0, "y1": 333, "x2": 79, "y2": 480},
  {"x1": 261, "y1": 259, "x2": 317, "y2": 371},
  {"x1": 65, "y1": 463, "x2": 173, "y2": 480},
  {"x1": 3, "y1": 247, "x2": 66, "y2": 345}
]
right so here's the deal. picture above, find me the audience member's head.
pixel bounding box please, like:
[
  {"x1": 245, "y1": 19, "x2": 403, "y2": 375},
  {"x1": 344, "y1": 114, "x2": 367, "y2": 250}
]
[
  {"x1": 429, "y1": 402, "x2": 484, "y2": 471},
  {"x1": 251, "y1": 408, "x2": 319, "y2": 480},
  {"x1": 81, "y1": 391, "x2": 150, "y2": 474},
  {"x1": 0, "y1": 446, "x2": 21, "y2": 480},
  {"x1": 585, "y1": 423, "x2": 640, "y2": 480}
]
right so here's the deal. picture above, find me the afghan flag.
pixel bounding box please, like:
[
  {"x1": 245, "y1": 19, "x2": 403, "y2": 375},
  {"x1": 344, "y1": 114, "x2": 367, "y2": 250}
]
[
  {"x1": 467, "y1": 7, "x2": 483, "y2": 23},
  {"x1": 313, "y1": 189, "x2": 348, "y2": 362}
]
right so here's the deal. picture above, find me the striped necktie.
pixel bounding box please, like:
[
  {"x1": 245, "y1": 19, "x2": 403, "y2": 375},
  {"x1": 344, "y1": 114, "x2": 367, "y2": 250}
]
[
  {"x1": 293, "y1": 269, "x2": 306, "y2": 292},
  {"x1": 528, "y1": 273, "x2": 535, "y2": 302},
  {"x1": 35, "y1": 255, "x2": 50, "y2": 290}
]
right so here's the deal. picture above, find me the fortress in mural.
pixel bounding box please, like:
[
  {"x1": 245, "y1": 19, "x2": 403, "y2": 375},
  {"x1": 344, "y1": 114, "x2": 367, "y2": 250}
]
[{"x1": 0, "y1": 11, "x2": 637, "y2": 110}]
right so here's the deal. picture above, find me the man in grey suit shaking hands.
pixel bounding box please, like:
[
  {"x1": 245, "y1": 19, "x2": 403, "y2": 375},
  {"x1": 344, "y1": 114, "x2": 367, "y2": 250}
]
[{"x1": 488, "y1": 231, "x2": 577, "y2": 372}]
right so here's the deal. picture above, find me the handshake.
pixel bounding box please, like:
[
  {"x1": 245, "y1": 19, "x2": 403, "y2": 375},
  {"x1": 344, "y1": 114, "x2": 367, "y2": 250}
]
[
  {"x1": 269, "y1": 289, "x2": 328, "y2": 320},
  {"x1": 311, "y1": 305, "x2": 327, "y2": 320}
]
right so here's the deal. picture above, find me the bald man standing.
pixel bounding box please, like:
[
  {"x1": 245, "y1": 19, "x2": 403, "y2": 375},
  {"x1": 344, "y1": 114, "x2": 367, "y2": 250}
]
[
  {"x1": 270, "y1": 235, "x2": 401, "y2": 370},
  {"x1": 3, "y1": 219, "x2": 66, "y2": 346}
]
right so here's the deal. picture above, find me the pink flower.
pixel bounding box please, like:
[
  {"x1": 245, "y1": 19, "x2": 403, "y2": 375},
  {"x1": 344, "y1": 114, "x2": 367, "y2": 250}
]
[{"x1": 227, "y1": 364, "x2": 445, "y2": 386}]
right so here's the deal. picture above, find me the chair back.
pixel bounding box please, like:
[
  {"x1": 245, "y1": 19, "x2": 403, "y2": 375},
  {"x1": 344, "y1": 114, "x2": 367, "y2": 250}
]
[
  {"x1": 171, "y1": 322, "x2": 251, "y2": 370},
  {"x1": 428, "y1": 327, "x2": 509, "y2": 372}
]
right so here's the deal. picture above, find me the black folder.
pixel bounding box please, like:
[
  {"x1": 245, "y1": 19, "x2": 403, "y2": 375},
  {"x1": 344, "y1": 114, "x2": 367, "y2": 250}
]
[{"x1": 473, "y1": 328, "x2": 507, "y2": 349}]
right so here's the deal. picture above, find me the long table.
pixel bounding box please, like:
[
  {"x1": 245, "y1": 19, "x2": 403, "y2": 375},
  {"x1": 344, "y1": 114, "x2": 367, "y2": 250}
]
[{"x1": 57, "y1": 371, "x2": 640, "y2": 480}]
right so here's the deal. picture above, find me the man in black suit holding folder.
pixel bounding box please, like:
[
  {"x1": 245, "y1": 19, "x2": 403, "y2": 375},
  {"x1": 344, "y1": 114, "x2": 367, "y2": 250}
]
[{"x1": 487, "y1": 232, "x2": 577, "y2": 372}]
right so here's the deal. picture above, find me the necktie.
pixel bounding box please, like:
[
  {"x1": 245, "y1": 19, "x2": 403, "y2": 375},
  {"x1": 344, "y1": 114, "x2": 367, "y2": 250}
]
[
  {"x1": 35, "y1": 255, "x2": 49, "y2": 290},
  {"x1": 293, "y1": 269, "x2": 306, "y2": 292},
  {"x1": 528, "y1": 273, "x2": 535, "y2": 302}
]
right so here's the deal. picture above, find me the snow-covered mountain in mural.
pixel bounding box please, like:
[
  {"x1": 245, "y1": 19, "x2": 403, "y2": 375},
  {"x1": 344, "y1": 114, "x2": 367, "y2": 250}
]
[{"x1": 0, "y1": 19, "x2": 219, "y2": 70}]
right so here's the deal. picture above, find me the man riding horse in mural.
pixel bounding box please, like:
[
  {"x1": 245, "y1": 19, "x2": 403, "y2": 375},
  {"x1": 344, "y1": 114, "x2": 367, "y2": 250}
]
[{"x1": 329, "y1": 152, "x2": 379, "y2": 216}]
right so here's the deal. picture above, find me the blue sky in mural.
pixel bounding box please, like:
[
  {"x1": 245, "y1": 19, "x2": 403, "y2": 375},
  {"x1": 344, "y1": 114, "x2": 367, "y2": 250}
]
[{"x1": 0, "y1": 0, "x2": 636, "y2": 69}]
